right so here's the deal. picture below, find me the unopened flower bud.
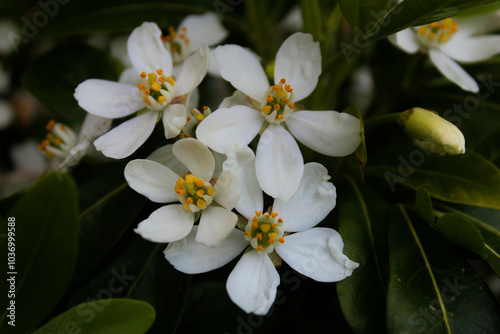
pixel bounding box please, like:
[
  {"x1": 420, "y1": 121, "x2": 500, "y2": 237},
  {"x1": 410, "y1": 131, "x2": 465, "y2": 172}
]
[{"x1": 397, "y1": 107, "x2": 465, "y2": 155}]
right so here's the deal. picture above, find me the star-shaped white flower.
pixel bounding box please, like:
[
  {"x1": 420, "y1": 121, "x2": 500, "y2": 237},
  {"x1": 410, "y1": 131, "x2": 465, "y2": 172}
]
[
  {"x1": 38, "y1": 114, "x2": 112, "y2": 169},
  {"x1": 74, "y1": 22, "x2": 209, "y2": 159},
  {"x1": 125, "y1": 138, "x2": 240, "y2": 246},
  {"x1": 164, "y1": 147, "x2": 358, "y2": 315},
  {"x1": 389, "y1": 12, "x2": 500, "y2": 92},
  {"x1": 196, "y1": 32, "x2": 361, "y2": 201}
]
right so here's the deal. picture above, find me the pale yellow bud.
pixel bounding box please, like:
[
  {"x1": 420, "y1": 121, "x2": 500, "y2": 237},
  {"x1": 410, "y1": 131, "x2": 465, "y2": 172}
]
[{"x1": 397, "y1": 107, "x2": 465, "y2": 155}]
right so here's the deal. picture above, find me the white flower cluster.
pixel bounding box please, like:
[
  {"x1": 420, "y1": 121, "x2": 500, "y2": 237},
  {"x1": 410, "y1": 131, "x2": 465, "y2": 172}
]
[{"x1": 71, "y1": 13, "x2": 364, "y2": 315}]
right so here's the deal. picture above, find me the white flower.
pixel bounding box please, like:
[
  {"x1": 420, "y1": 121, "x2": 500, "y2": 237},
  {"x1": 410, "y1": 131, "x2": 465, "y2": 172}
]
[
  {"x1": 0, "y1": 100, "x2": 14, "y2": 130},
  {"x1": 0, "y1": 20, "x2": 20, "y2": 55},
  {"x1": 389, "y1": 12, "x2": 500, "y2": 92},
  {"x1": 74, "y1": 22, "x2": 209, "y2": 159},
  {"x1": 196, "y1": 32, "x2": 361, "y2": 201},
  {"x1": 38, "y1": 114, "x2": 112, "y2": 169},
  {"x1": 124, "y1": 138, "x2": 240, "y2": 246},
  {"x1": 164, "y1": 147, "x2": 359, "y2": 315}
]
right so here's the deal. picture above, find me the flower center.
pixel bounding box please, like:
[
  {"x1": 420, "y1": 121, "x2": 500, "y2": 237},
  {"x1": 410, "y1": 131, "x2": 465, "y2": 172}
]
[
  {"x1": 38, "y1": 119, "x2": 78, "y2": 160},
  {"x1": 244, "y1": 211, "x2": 285, "y2": 253},
  {"x1": 175, "y1": 173, "x2": 215, "y2": 212},
  {"x1": 417, "y1": 18, "x2": 458, "y2": 46},
  {"x1": 138, "y1": 69, "x2": 176, "y2": 111},
  {"x1": 160, "y1": 26, "x2": 191, "y2": 64},
  {"x1": 180, "y1": 106, "x2": 211, "y2": 139},
  {"x1": 260, "y1": 78, "x2": 295, "y2": 124}
]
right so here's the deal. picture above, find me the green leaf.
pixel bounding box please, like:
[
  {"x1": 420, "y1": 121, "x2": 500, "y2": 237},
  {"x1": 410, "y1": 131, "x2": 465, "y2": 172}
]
[
  {"x1": 0, "y1": 171, "x2": 79, "y2": 333},
  {"x1": 434, "y1": 213, "x2": 487, "y2": 259},
  {"x1": 343, "y1": 103, "x2": 367, "y2": 178},
  {"x1": 32, "y1": 299, "x2": 155, "y2": 334},
  {"x1": 339, "y1": 0, "x2": 391, "y2": 31},
  {"x1": 474, "y1": 126, "x2": 500, "y2": 166},
  {"x1": 371, "y1": 0, "x2": 500, "y2": 41},
  {"x1": 337, "y1": 176, "x2": 389, "y2": 332},
  {"x1": 387, "y1": 205, "x2": 500, "y2": 333},
  {"x1": 440, "y1": 204, "x2": 500, "y2": 276},
  {"x1": 416, "y1": 186, "x2": 434, "y2": 224},
  {"x1": 69, "y1": 235, "x2": 190, "y2": 333},
  {"x1": 366, "y1": 149, "x2": 500, "y2": 210},
  {"x1": 22, "y1": 44, "x2": 120, "y2": 123}
]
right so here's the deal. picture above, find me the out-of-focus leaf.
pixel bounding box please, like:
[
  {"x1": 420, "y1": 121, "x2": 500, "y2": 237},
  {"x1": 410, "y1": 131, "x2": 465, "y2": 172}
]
[
  {"x1": 343, "y1": 103, "x2": 367, "y2": 178},
  {"x1": 0, "y1": 171, "x2": 79, "y2": 333},
  {"x1": 416, "y1": 186, "x2": 434, "y2": 224},
  {"x1": 69, "y1": 233, "x2": 190, "y2": 334},
  {"x1": 32, "y1": 299, "x2": 155, "y2": 334},
  {"x1": 366, "y1": 148, "x2": 500, "y2": 210},
  {"x1": 337, "y1": 176, "x2": 389, "y2": 332},
  {"x1": 387, "y1": 205, "x2": 500, "y2": 333},
  {"x1": 434, "y1": 213, "x2": 487, "y2": 259},
  {"x1": 474, "y1": 126, "x2": 500, "y2": 166},
  {"x1": 22, "y1": 44, "x2": 120, "y2": 123},
  {"x1": 339, "y1": 0, "x2": 391, "y2": 32}
]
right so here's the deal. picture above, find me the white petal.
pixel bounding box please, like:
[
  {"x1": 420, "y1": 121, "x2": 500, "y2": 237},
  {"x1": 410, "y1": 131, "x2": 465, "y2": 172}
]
[
  {"x1": 172, "y1": 138, "x2": 215, "y2": 181},
  {"x1": 78, "y1": 113, "x2": 112, "y2": 142},
  {"x1": 118, "y1": 67, "x2": 139, "y2": 85},
  {"x1": 196, "y1": 105, "x2": 264, "y2": 154},
  {"x1": 196, "y1": 206, "x2": 238, "y2": 246},
  {"x1": 218, "y1": 89, "x2": 255, "y2": 109},
  {"x1": 128, "y1": 22, "x2": 173, "y2": 75},
  {"x1": 440, "y1": 35, "x2": 500, "y2": 63},
  {"x1": 212, "y1": 149, "x2": 226, "y2": 178},
  {"x1": 428, "y1": 49, "x2": 479, "y2": 93},
  {"x1": 286, "y1": 109, "x2": 361, "y2": 156},
  {"x1": 215, "y1": 44, "x2": 269, "y2": 101},
  {"x1": 213, "y1": 170, "x2": 241, "y2": 210},
  {"x1": 74, "y1": 79, "x2": 142, "y2": 118},
  {"x1": 223, "y1": 145, "x2": 263, "y2": 220},
  {"x1": 185, "y1": 87, "x2": 200, "y2": 112},
  {"x1": 147, "y1": 144, "x2": 188, "y2": 176},
  {"x1": 162, "y1": 104, "x2": 187, "y2": 139},
  {"x1": 93, "y1": 110, "x2": 157, "y2": 159},
  {"x1": 276, "y1": 228, "x2": 359, "y2": 282},
  {"x1": 226, "y1": 251, "x2": 280, "y2": 315},
  {"x1": 388, "y1": 28, "x2": 420, "y2": 54},
  {"x1": 274, "y1": 33, "x2": 321, "y2": 101},
  {"x1": 0, "y1": 100, "x2": 13, "y2": 129},
  {"x1": 110, "y1": 35, "x2": 132, "y2": 67},
  {"x1": 124, "y1": 159, "x2": 180, "y2": 203},
  {"x1": 175, "y1": 45, "x2": 209, "y2": 96},
  {"x1": 207, "y1": 48, "x2": 222, "y2": 78},
  {"x1": 135, "y1": 204, "x2": 194, "y2": 243},
  {"x1": 454, "y1": 11, "x2": 500, "y2": 36},
  {"x1": 272, "y1": 162, "x2": 336, "y2": 232},
  {"x1": 180, "y1": 12, "x2": 228, "y2": 50},
  {"x1": 255, "y1": 124, "x2": 304, "y2": 202},
  {"x1": 164, "y1": 226, "x2": 247, "y2": 274}
]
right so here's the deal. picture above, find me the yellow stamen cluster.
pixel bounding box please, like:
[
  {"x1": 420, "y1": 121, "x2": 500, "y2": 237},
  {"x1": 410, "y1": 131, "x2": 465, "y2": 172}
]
[
  {"x1": 180, "y1": 106, "x2": 212, "y2": 138},
  {"x1": 417, "y1": 18, "x2": 458, "y2": 45},
  {"x1": 38, "y1": 119, "x2": 77, "y2": 160},
  {"x1": 261, "y1": 78, "x2": 295, "y2": 123},
  {"x1": 138, "y1": 69, "x2": 175, "y2": 111},
  {"x1": 175, "y1": 173, "x2": 215, "y2": 212},
  {"x1": 244, "y1": 211, "x2": 285, "y2": 254},
  {"x1": 160, "y1": 26, "x2": 191, "y2": 63}
]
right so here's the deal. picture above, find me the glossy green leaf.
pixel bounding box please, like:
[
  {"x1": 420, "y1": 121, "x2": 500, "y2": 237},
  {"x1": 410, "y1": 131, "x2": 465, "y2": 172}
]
[
  {"x1": 32, "y1": 299, "x2": 155, "y2": 334},
  {"x1": 337, "y1": 176, "x2": 389, "y2": 332},
  {"x1": 343, "y1": 103, "x2": 367, "y2": 178},
  {"x1": 366, "y1": 149, "x2": 500, "y2": 210},
  {"x1": 0, "y1": 171, "x2": 79, "y2": 333},
  {"x1": 69, "y1": 235, "x2": 190, "y2": 333},
  {"x1": 416, "y1": 186, "x2": 434, "y2": 224},
  {"x1": 434, "y1": 213, "x2": 487, "y2": 259},
  {"x1": 371, "y1": 0, "x2": 500, "y2": 41},
  {"x1": 387, "y1": 205, "x2": 500, "y2": 333},
  {"x1": 441, "y1": 204, "x2": 500, "y2": 276},
  {"x1": 22, "y1": 44, "x2": 120, "y2": 123},
  {"x1": 339, "y1": 0, "x2": 391, "y2": 31}
]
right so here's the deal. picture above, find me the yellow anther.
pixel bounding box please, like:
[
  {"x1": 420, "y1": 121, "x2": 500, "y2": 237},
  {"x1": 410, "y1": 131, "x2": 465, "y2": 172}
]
[
  {"x1": 283, "y1": 98, "x2": 289, "y2": 104},
  {"x1": 255, "y1": 211, "x2": 262, "y2": 216},
  {"x1": 260, "y1": 224, "x2": 270, "y2": 233},
  {"x1": 183, "y1": 201, "x2": 191, "y2": 212},
  {"x1": 285, "y1": 84, "x2": 293, "y2": 92},
  {"x1": 273, "y1": 104, "x2": 280, "y2": 111},
  {"x1": 265, "y1": 213, "x2": 270, "y2": 219},
  {"x1": 138, "y1": 83, "x2": 145, "y2": 90},
  {"x1": 148, "y1": 73, "x2": 158, "y2": 83},
  {"x1": 428, "y1": 32, "x2": 436, "y2": 40},
  {"x1": 244, "y1": 231, "x2": 251, "y2": 237},
  {"x1": 252, "y1": 217, "x2": 258, "y2": 222},
  {"x1": 140, "y1": 72, "x2": 147, "y2": 78},
  {"x1": 196, "y1": 189, "x2": 205, "y2": 197},
  {"x1": 181, "y1": 26, "x2": 187, "y2": 32},
  {"x1": 196, "y1": 114, "x2": 204, "y2": 121},
  {"x1": 278, "y1": 218, "x2": 283, "y2": 223},
  {"x1": 271, "y1": 212, "x2": 278, "y2": 218},
  {"x1": 280, "y1": 78, "x2": 286, "y2": 84},
  {"x1": 251, "y1": 222, "x2": 259, "y2": 229},
  {"x1": 179, "y1": 133, "x2": 185, "y2": 138},
  {"x1": 272, "y1": 223, "x2": 277, "y2": 228},
  {"x1": 185, "y1": 174, "x2": 194, "y2": 183},
  {"x1": 187, "y1": 116, "x2": 191, "y2": 121},
  {"x1": 269, "y1": 232, "x2": 277, "y2": 239},
  {"x1": 439, "y1": 34, "x2": 449, "y2": 44},
  {"x1": 185, "y1": 38, "x2": 190, "y2": 44},
  {"x1": 143, "y1": 89, "x2": 150, "y2": 95},
  {"x1": 203, "y1": 106, "x2": 209, "y2": 111},
  {"x1": 261, "y1": 106, "x2": 272, "y2": 115},
  {"x1": 159, "y1": 77, "x2": 165, "y2": 83},
  {"x1": 266, "y1": 95, "x2": 273, "y2": 103},
  {"x1": 256, "y1": 233, "x2": 262, "y2": 241},
  {"x1": 289, "y1": 103, "x2": 295, "y2": 109},
  {"x1": 166, "y1": 77, "x2": 175, "y2": 86},
  {"x1": 191, "y1": 109, "x2": 196, "y2": 114},
  {"x1": 54, "y1": 138, "x2": 62, "y2": 146},
  {"x1": 158, "y1": 96, "x2": 166, "y2": 104},
  {"x1": 143, "y1": 95, "x2": 150, "y2": 105},
  {"x1": 277, "y1": 115, "x2": 284, "y2": 121},
  {"x1": 418, "y1": 26, "x2": 427, "y2": 36},
  {"x1": 256, "y1": 245, "x2": 264, "y2": 252},
  {"x1": 194, "y1": 178, "x2": 204, "y2": 188},
  {"x1": 45, "y1": 151, "x2": 55, "y2": 159},
  {"x1": 46, "y1": 120, "x2": 55, "y2": 131},
  {"x1": 59, "y1": 124, "x2": 66, "y2": 131},
  {"x1": 272, "y1": 85, "x2": 278, "y2": 90},
  {"x1": 151, "y1": 82, "x2": 162, "y2": 91},
  {"x1": 278, "y1": 237, "x2": 285, "y2": 243},
  {"x1": 197, "y1": 199, "x2": 207, "y2": 209},
  {"x1": 430, "y1": 22, "x2": 439, "y2": 28},
  {"x1": 156, "y1": 69, "x2": 163, "y2": 75},
  {"x1": 207, "y1": 187, "x2": 214, "y2": 196}
]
